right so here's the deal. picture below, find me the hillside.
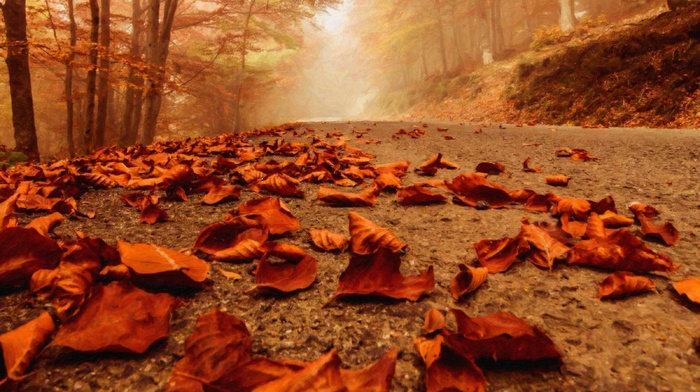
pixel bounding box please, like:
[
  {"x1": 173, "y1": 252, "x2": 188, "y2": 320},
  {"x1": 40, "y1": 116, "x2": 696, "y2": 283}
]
[{"x1": 407, "y1": 5, "x2": 700, "y2": 129}]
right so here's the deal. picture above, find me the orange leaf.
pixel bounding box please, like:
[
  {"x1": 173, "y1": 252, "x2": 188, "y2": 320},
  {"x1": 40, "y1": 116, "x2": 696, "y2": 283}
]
[
  {"x1": 0, "y1": 227, "x2": 62, "y2": 287},
  {"x1": 202, "y1": 184, "x2": 241, "y2": 205},
  {"x1": 26, "y1": 212, "x2": 63, "y2": 237},
  {"x1": 0, "y1": 312, "x2": 55, "y2": 387},
  {"x1": 555, "y1": 198, "x2": 590, "y2": 220},
  {"x1": 373, "y1": 173, "x2": 403, "y2": 191},
  {"x1": 628, "y1": 201, "x2": 660, "y2": 220},
  {"x1": 0, "y1": 193, "x2": 19, "y2": 230},
  {"x1": 638, "y1": 215, "x2": 679, "y2": 246},
  {"x1": 519, "y1": 220, "x2": 570, "y2": 270},
  {"x1": 522, "y1": 157, "x2": 543, "y2": 173},
  {"x1": 139, "y1": 200, "x2": 169, "y2": 224},
  {"x1": 560, "y1": 214, "x2": 587, "y2": 238},
  {"x1": 374, "y1": 160, "x2": 410, "y2": 177},
  {"x1": 160, "y1": 164, "x2": 195, "y2": 188},
  {"x1": 450, "y1": 264, "x2": 488, "y2": 300},
  {"x1": 424, "y1": 308, "x2": 446, "y2": 334},
  {"x1": 248, "y1": 173, "x2": 304, "y2": 198},
  {"x1": 397, "y1": 185, "x2": 447, "y2": 205},
  {"x1": 568, "y1": 229, "x2": 680, "y2": 273},
  {"x1": 415, "y1": 153, "x2": 458, "y2": 175},
  {"x1": 249, "y1": 247, "x2": 318, "y2": 293},
  {"x1": 193, "y1": 220, "x2": 268, "y2": 255},
  {"x1": 598, "y1": 210, "x2": 635, "y2": 227},
  {"x1": 474, "y1": 236, "x2": 530, "y2": 273},
  {"x1": 117, "y1": 241, "x2": 210, "y2": 289},
  {"x1": 673, "y1": 277, "x2": 700, "y2": 304},
  {"x1": 48, "y1": 282, "x2": 179, "y2": 354},
  {"x1": 414, "y1": 334, "x2": 486, "y2": 392},
  {"x1": 328, "y1": 248, "x2": 434, "y2": 304},
  {"x1": 524, "y1": 192, "x2": 560, "y2": 212},
  {"x1": 218, "y1": 267, "x2": 242, "y2": 280},
  {"x1": 446, "y1": 173, "x2": 513, "y2": 209},
  {"x1": 317, "y1": 185, "x2": 380, "y2": 207},
  {"x1": 584, "y1": 212, "x2": 609, "y2": 239},
  {"x1": 309, "y1": 229, "x2": 349, "y2": 252},
  {"x1": 546, "y1": 175, "x2": 570, "y2": 187},
  {"x1": 210, "y1": 239, "x2": 263, "y2": 262},
  {"x1": 475, "y1": 162, "x2": 505, "y2": 175},
  {"x1": 598, "y1": 271, "x2": 655, "y2": 299},
  {"x1": 236, "y1": 197, "x2": 302, "y2": 235},
  {"x1": 348, "y1": 211, "x2": 406, "y2": 255}
]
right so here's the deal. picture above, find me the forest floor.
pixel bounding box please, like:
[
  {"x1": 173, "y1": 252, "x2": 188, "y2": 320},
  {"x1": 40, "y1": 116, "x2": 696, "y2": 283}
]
[
  {"x1": 2, "y1": 121, "x2": 699, "y2": 391},
  {"x1": 406, "y1": 4, "x2": 700, "y2": 130}
]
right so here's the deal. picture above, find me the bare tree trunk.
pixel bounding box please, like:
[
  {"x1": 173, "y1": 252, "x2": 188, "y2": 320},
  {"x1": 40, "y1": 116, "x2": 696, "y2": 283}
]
[
  {"x1": 95, "y1": 0, "x2": 110, "y2": 148},
  {"x1": 141, "y1": 0, "x2": 178, "y2": 144},
  {"x1": 559, "y1": 0, "x2": 577, "y2": 31},
  {"x1": 488, "y1": 0, "x2": 505, "y2": 57},
  {"x1": 65, "y1": 0, "x2": 76, "y2": 157},
  {"x1": 433, "y1": 0, "x2": 448, "y2": 76},
  {"x1": 84, "y1": 0, "x2": 99, "y2": 153},
  {"x1": 420, "y1": 34, "x2": 428, "y2": 80},
  {"x1": 1, "y1": 0, "x2": 40, "y2": 161},
  {"x1": 120, "y1": 0, "x2": 144, "y2": 147},
  {"x1": 450, "y1": 1, "x2": 465, "y2": 69},
  {"x1": 234, "y1": 0, "x2": 256, "y2": 133}
]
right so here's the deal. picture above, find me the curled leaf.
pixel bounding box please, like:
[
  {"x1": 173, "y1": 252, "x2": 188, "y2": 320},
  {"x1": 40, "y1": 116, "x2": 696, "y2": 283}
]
[
  {"x1": 202, "y1": 185, "x2": 241, "y2": 205},
  {"x1": 546, "y1": 175, "x2": 570, "y2": 187},
  {"x1": 628, "y1": 201, "x2": 660, "y2": 220},
  {"x1": 236, "y1": 197, "x2": 302, "y2": 235},
  {"x1": 317, "y1": 185, "x2": 380, "y2": 207},
  {"x1": 117, "y1": 241, "x2": 210, "y2": 289},
  {"x1": 475, "y1": 162, "x2": 505, "y2": 175},
  {"x1": 0, "y1": 312, "x2": 55, "y2": 387},
  {"x1": 249, "y1": 173, "x2": 304, "y2": 198},
  {"x1": 0, "y1": 227, "x2": 62, "y2": 287},
  {"x1": 249, "y1": 248, "x2": 318, "y2": 293},
  {"x1": 555, "y1": 198, "x2": 591, "y2": 220},
  {"x1": 446, "y1": 173, "x2": 512, "y2": 209},
  {"x1": 598, "y1": 271, "x2": 655, "y2": 300},
  {"x1": 26, "y1": 212, "x2": 63, "y2": 237},
  {"x1": 450, "y1": 264, "x2": 488, "y2": 300},
  {"x1": 415, "y1": 153, "x2": 458, "y2": 175},
  {"x1": 638, "y1": 215, "x2": 679, "y2": 246},
  {"x1": 424, "y1": 308, "x2": 446, "y2": 334},
  {"x1": 673, "y1": 278, "x2": 700, "y2": 304},
  {"x1": 193, "y1": 220, "x2": 268, "y2": 255},
  {"x1": 397, "y1": 185, "x2": 447, "y2": 205},
  {"x1": 474, "y1": 236, "x2": 530, "y2": 273},
  {"x1": 348, "y1": 211, "x2": 406, "y2": 255},
  {"x1": 309, "y1": 229, "x2": 349, "y2": 252},
  {"x1": 522, "y1": 157, "x2": 543, "y2": 173}
]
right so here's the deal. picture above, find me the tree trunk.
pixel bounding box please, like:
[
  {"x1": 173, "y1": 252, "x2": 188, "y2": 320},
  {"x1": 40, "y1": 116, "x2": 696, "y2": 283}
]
[
  {"x1": 1, "y1": 0, "x2": 40, "y2": 161},
  {"x1": 120, "y1": 0, "x2": 144, "y2": 147},
  {"x1": 84, "y1": 0, "x2": 99, "y2": 153},
  {"x1": 488, "y1": 0, "x2": 505, "y2": 58},
  {"x1": 433, "y1": 0, "x2": 448, "y2": 76},
  {"x1": 234, "y1": 0, "x2": 256, "y2": 133},
  {"x1": 559, "y1": 0, "x2": 577, "y2": 31},
  {"x1": 95, "y1": 0, "x2": 110, "y2": 148},
  {"x1": 141, "y1": 0, "x2": 178, "y2": 144},
  {"x1": 450, "y1": 1, "x2": 465, "y2": 70},
  {"x1": 65, "y1": 0, "x2": 76, "y2": 157}
]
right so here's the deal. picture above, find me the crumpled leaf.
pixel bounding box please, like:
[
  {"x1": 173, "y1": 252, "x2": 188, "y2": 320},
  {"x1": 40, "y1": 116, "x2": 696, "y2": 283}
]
[
  {"x1": 567, "y1": 229, "x2": 680, "y2": 273},
  {"x1": 236, "y1": 197, "x2": 302, "y2": 235},
  {"x1": 26, "y1": 212, "x2": 63, "y2": 237},
  {"x1": 450, "y1": 264, "x2": 488, "y2": 300},
  {"x1": 317, "y1": 185, "x2": 380, "y2": 207},
  {"x1": 309, "y1": 229, "x2": 349, "y2": 252},
  {"x1": 446, "y1": 309, "x2": 563, "y2": 362},
  {"x1": 474, "y1": 236, "x2": 530, "y2": 273},
  {"x1": 202, "y1": 184, "x2": 241, "y2": 205},
  {"x1": 249, "y1": 173, "x2": 304, "y2": 198},
  {"x1": 445, "y1": 173, "x2": 512, "y2": 209},
  {"x1": 424, "y1": 308, "x2": 446, "y2": 334},
  {"x1": 348, "y1": 211, "x2": 406, "y2": 255},
  {"x1": 638, "y1": 215, "x2": 679, "y2": 246},
  {"x1": 397, "y1": 185, "x2": 447, "y2": 205},
  {"x1": 522, "y1": 157, "x2": 543, "y2": 173},
  {"x1": 117, "y1": 241, "x2": 210, "y2": 289},
  {"x1": 628, "y1": 201, "x2": 660, "y2": 220},
  {"x1": 140, "y1": 199, "x2": 169, "y2": 224},
  {"x1": 193, "y1": 219, "x2": 268, "y2": 256},
  {"x1": 374, "y1": 160, "x2": 410, "y2": 177},
  {"x1": 598, "y1": 271, "x2": 655, "y2": 300},
  {"x1": 598, "y1": 210, "x2": 634, "y2": 227},
  {"x1": 48, "y1": 282, "x2": 179, "y2": 354},
  {"x1": 475, "y1": 162, "x2": 505, "y2": 175},
  {"x1": 546, "y1": 175, "x2": 570, "y2": 187},
  {"x1": 0, "y1": 193, "x2": 19, "y2": 230},
  {"x1": 373, "y1": 173, "x2": 403, "y2": 191},
  {"x1": 160, "y1": 164, "x2": 195, "y2": 189},
  {"x1": 0, "y1": 227, "x2": 62, "y2": 287},
  {"x1": 560, "y1": 214, "x2": 587, "y2": 238},
  {"x1": 673, "y1": 277, "x2": 700, "y2": 304},
  {"x1": 415, "y1": 153, "x2": 459, "y2": 175},
  {"x1": 414, "y1": 334, "x2": 486, "y2": 392},
  {"x1": 327, "y1": 247, "x2": 434, "y2": 304},
  {"x1": 520, "y1": 219, "x2": 570, "y2": 270},
  {"x1": 248, "y1": 244, "x2": 318, "y2": 293},
  {"x1": 554, "y1": 198, "x2": 590, "y2": 220},
  {"x1": 0, "y1": 312, "x2": 55, "y2": 388}
]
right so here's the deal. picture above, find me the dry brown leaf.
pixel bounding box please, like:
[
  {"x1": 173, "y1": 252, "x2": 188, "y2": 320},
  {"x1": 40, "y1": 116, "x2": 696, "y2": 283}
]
[
  {"x1": 0, "y1": 312, "x2": 55, "y2": 388},
  {"x1": 450, "y1": 264, "x2": 488, "y2": 300},
  {"x1": 373, "y1": 173, "x2": 403, "y2": 191},
  {"x1": 474, "y1": 236, "x2": 530, "y2": 273},
  {"x1": 598, "y1": 210, "x2": 635, "y2": 227},
  {"x1": 202, "y1": 184, "x2": 241, "y2": 205},
  {"x1": 26, "y1": 212, "x2": 63, "y2": 237},
  {"x1": 218, "y1": 267, "x2": 242, "y2": 280},
  {"x1": 0, "y1": 193, "x2": 19, "y2": 230},
  {"x1": 415, "y1": 153, "x2": 458, "y2": 175},
  {"x1": 522, "y1": 157, "x2": 543, "y2": 173},
  {"x1": 140, "y1": 200, "x2": 169, "y2": 224},
  {"x1": 48, "y1": 282, "x2": 179, "y2": 354},
  {"x1": 374, "y1": 160, "x2": 410, "y2": 177},
  {"x1": 475, "y1": 162, "x2": 505, "y2": 175},
  {"x1": 309, "y1": 229, "x2": 349, "y2": 252},
  {"x1": 317, "y1": 185, "x2": 380, "y2": 207},
  {"x1": 628, "y1": 201, "x2": 660, "y2": 220},
  {"x1": 673, "y1": 278, "x2": 700, "y2": 304},
  {"x1": 546, "y1": 175, "x2": 570, "y2": 187},
  {"x1": 414, "y1": 334, "x2": 486, "y2": 392},
  {"x1": 210, "y1": 239, "x2": 263, "y2": 262},
  {"x1": 193, "y1": 220, "x2": 268, "y2": 255},
  {"x1": 348, "y1": 211, "x2": 406, "y2": 255},
  {"x1": 424, "y1": 308, "x2": 446, "y2": 334},
  {"x1": 248, "y1": 173, "x2": 304, "y2": 198},
  {"x1": 236, "y1": 197, "x2": 302, "y2": 235},
  {"x1": 638, "y1": 215, "x2": 679, "y2": 246},
  {"x1": 0, "y1": 227, "x2": 62, "y2": 287},
  {"x1": 598, "y1": 271, "x2": 656, "y2": 300},
  {"x1": 249, "y1": 248, "x2": 318, "y2": 293},
  {"x1": 446, "y1": 173, "x2": 513, "y2": 209},
  {"x1": 519, "y1": 219, "x2": 570, "y2": 270},
  {"x1": 397, "y1": 185, "x2": 448, "y2": 206},
  {"x1": 555, "y1": 198, "x2": 591, "y2": 220},
  {"x1": 117, "y1": 241, "x2": 210, "y2": 289},
  {"x1": 160, "y1": 164, "x2": 195, "y2": 188}
]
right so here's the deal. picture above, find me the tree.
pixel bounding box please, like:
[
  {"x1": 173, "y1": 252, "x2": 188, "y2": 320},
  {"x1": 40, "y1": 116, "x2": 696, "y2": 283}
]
[
  {"x1": 65, "y1": 0, "x2": 77, "y2": 157},
  {"x1": 83, "y1": 0, "x2": 99, "y2": 153},
  {"x1": 1, "y1": 0, "x2": 40, "y2": 161},
  {"x1": 559, "y1": 0, "x2": 576, "y2": 31},
  {"x1": 119, "y1": 0, "x2": 145, "y2": 147},
  {"x1": 95, "y1": 0, "x2": 111, "y2": 148}
]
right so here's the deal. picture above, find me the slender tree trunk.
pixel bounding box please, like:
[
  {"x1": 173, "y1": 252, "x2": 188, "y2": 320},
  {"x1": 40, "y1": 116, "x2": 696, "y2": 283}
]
[
  {"x1": 1, "y1": 0, "x2": 40, "y2": 161},
  {"x1": 95, "y1": 0, "x2": 110, "y2": 147},
  {"x1": 84, "y1": 0, "x2": 99, "y2": 153},
  {"x1": 141, "y1": 0, "x2": 178, "y2": 144},
  {"x1": 520, "y1": 0, "x2": 534, "y2": 38},
  {"x1": 420, "y1": 34, "x2": 428, "y2": 80},
  {"x1": 234, "y1": 0, "x2": 256, "y2": 133},
  {"x1": 65, "y1": 0, "x2": 76, "y2": 157},
  {"x1": 487, "y1": 0, "x2": 505, "y2": 58},
  {"x1": 559, "y1": 0, "x2": 577, "y2": 31},
  {"x1": 120, "y1": 0, "x2": 144, "y2": 147},
  {"x1": 433, "y1": 0, "x2": 448, "y2": 76},
  {"x1": 450, "y1": 1, "x2": 465, "y2": 69}
]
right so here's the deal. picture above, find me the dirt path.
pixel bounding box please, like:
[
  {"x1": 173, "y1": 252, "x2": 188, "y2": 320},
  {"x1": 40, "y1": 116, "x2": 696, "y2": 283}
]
[{"x1": 3, "y1": 121, "x2": 699, "y2": 391}]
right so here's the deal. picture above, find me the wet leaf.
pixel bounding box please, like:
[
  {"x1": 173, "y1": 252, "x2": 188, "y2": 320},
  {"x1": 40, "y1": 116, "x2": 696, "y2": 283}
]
[
  {"x1": 474, "y1": 236, "x2": 530, "y2": 273},
  {"x1": 0, "y1": 312, "x2": 55, "y2": 387},
  {"x1": 568, "y1": 229, "x2": 680, "y2": 273},
  {"x1": 48, "y1": 282, "x2": 179, "y2": 354},
  {"x1": 236, "y1": 197, "x2": 302, "y2": 235},
  {"x1": 328, "y1": 248, "x2": 434, "y2": 304},
  {"x1": 309, "y1": 229, "x2": 349, "y2": 252},
  {"x1": 546, "y1": 175, "x2": 570, "y2": 187},
  {"x1": 117, "y1": 241, "x2": 210, "y2": 289},
  {"x1": 598, "y1": 271, "x2": 655, "y2": 300},
  {"x1": 348, "y1": 211, "x2": 406, "y2": 255},
  {"x1": 397, "y1": 185, "x2": 447, "y2": 205},
  {"x1": 318, "y1": 184, "x2": 381, "y2": 207},
  {"x1": 0, "y1": 227, "x2": 62, "y2": 287},
  {"x1": 450, "y1": 264, "x2": 489, "y2": 300},
  {"x1": 202, "y1": 184, "x2": 241, "y2": 205},
  {"x1": 673, "y1": 278, "x2": 700, "y2": 304}
]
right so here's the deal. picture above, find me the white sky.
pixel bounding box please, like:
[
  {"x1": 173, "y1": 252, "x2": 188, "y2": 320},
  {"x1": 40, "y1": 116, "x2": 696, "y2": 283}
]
[{"x1": 315, "y1": 1, "x2": 352, "y2": 34}]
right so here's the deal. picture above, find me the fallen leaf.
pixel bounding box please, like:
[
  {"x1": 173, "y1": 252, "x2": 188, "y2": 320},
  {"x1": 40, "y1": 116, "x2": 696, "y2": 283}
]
[
  {"x1": 475, "y1": 162, "x2": 505, "y2": 175},
  {"x1": 560, "y1": 214, "x2": 587, "y2": 238},
  {"x1": 673, "y1": 278, "x2": 700, "y2": 304},
  {"x1": 0, "y1": 312, "x2": 55, "y2": 388},
  {"x1": 373, "y1": 173, "x2": 403, "y2": 191},
  {"x1": 598, "y1": 271, "x2": 655, "y2": 299},
  {"x1": 555, "y1": 198, "x2": 591, "y2": 220},
  {"x1": 397, "y1": 185, "x2": 447, "y2": 205},
  {"x1": 193, "y1": 220, "x2": 268, "y2": 256},
  {"x1": 117, "y1": 241, "x2": 210, "y2": 289},
  {"x1": 474, "y1": 236, "x2": 530, "y2": 273},
  {"x1": 446, "y1": 173, "x2": 513, "y2": 209},
  {"x1": 309, "y1": 229, "x2": 349, "y2": 252},
  {"x1": 568, "y1": 229, "x2": 680, "y2": 273},
  {"x1": 317, "y1": 185, "x2": 380, "y2": 207},
  {"x1": 218, "y1": 267, "x2": 242, "y2": 280},
  {"x1": 524, "y1": 192, "x2": 559, "y2": 212},
  {"x1": 249, "y1": 173, "x2": 304, "y2": 198},
  {"x1": 546, "y1": 175, "x2": 570, "y2": 187},
  {"x1": 628, "y1": 201, "x2": 660, "y2": 220},
  {"x1": 374, "y1": 160, "x2": 410, "y2": 177},
  {"x1": 26, "y1": 212, "x2": 63, "y2": 237},
  {"x1": 249, "y1": 247, "x2": 318, "y2": 293},
  {"x1": 414, "y1": 334, "x2": 486, "y2": 392},
  {"x1": 202, "y1": 184, "x2": 241, "y2": 205},
  {"x1": 450, "y1": 264, "x2": 488, "y2": 300},
  {"x1": 0, "y1": 193, "x2": 19, "y2": 229},
  {"x1": 160, "y1": 164, "x2": 195, "y2": 189},
  {"x1": 424, "y1": 308, "x2": 446, "y2": 334},
  {"x1": 598, "y1": 210, "x2": 635, "y2": 227},
  {"x1": 139, "y1": 199, "x2": 169, "y2": 224},
  {"x1": 638, "y1": 215, "x2": 679, "y2": 246},
  {"x1": 348, "y1": 211, "x2": 406, "y2": 255},
  {"x1": 584, "y1": 212, "x2": 609, "y2": 239},
  {"x1": 210, "y1": 239, "x2": 263, "y2": 262},
  {"x1": 415, "y1": 153, "x2": 458, "y2": 175},
  {"x1": 328, "y1": 248, "x2": 434, "y2": 304},
  {"x1": 49, "y1": 282, "x2": 179, "y2": 354},
  {"x1": 522, "y1": 157, "x2": 543, "y2": 173},
  {"x1": 236, "y1": 197, "x2": 302, "y2": 235},
  {"x1": 520, "y1": 219, "x2": 570, "y2": 270},
  {"x1": 0, "y1": 227, "x2": 62, "y2": 287}
]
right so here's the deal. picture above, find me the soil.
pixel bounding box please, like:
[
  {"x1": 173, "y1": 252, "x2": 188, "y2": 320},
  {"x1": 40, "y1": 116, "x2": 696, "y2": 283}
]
[{"x1": 2, "y1": 121, "x2": 700, "y2": 391}]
